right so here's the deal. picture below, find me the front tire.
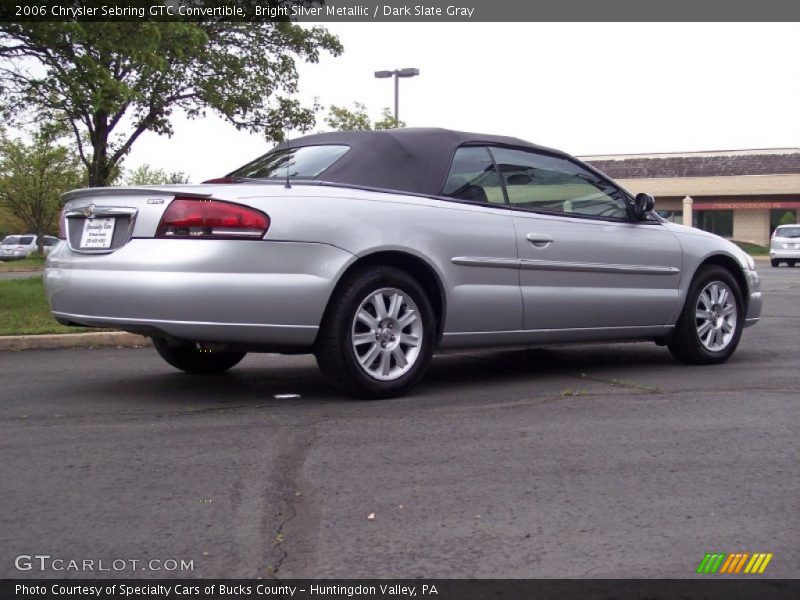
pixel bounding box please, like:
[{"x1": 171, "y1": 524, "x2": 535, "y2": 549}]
[
  {"x1": 771, "y1": 259, "x2": 780, "y2": 267},
  {"x1": 152, "y1": 338, "x2": 246, "y2": 374},
  {"x1": 315, "y1": 266, "x2": 436, "y2": 399},
  {"x1": 668, "y1": 265, "x2": 744, "y2": 365}
]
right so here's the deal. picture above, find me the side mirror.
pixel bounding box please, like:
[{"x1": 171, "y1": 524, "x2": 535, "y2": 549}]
[{"x1": 633, "y1": 192, "x2": 655, "y2": 219}]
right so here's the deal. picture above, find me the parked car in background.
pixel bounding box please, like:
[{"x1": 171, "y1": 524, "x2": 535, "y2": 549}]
[
  {"x1": 1, "y1": 234, "x2": 59, "y2": 261},
  {"x1": 770, "y1": 224, "x2": 800, "y2": 267},
  {"x1": 44, "y1": 128, "x2": 761, "y2": 398}
]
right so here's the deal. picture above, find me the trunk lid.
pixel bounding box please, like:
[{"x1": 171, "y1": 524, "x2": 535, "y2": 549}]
[{"x1": 61, "y1": 186, "x2": 213, "y2": 253}]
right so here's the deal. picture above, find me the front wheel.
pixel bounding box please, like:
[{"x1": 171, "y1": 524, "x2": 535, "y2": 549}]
[
  {"x1": 315, "y1": 266, "x2": 436, "y2": 399},
  {"x1": 771, "y1": 259, "x2": 780, "y2": 267},
  {"x1": 668, "y1": 266, "x2": 744, "y2": 365},
  {"x1": 152, "y1": 338, "x2": 246, "y2": 374}
]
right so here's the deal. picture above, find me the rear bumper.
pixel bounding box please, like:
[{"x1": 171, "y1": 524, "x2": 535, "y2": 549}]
[
  {"x1": 1, "y1": 253, "x2": 31, "y2": 261},
  {"x1": 44, "y1": 239, "x2": 353, "y2": 347},
  {"x1": 769, "y1": 249, "x2": 800, "y2": 260}
]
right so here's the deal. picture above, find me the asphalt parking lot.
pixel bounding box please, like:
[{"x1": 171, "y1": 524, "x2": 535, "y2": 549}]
[{"x1": 1, "y1": 264, "x2": 798, "y2": 579}]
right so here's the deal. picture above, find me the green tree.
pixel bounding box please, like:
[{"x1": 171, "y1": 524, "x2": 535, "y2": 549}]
[
  {"x1": 325, "y1": 102, "x2": 373, "y2": 131},
  {"x1": 0, "y1": 204, "x2": 24, "y2": 239},
  {"x1": 779, "y1": 211, "x2": 796, "y2": 226},
  {"x1": 325, "y1": 102, "x2": 406, "y2": 131},
  {"x1": 125, "y1": 164, "x2": 190, "y2": 186},
  {"x1": 374, "y1": 107, "x2": 405, "y2": 130},
  {"x1": 0, "y1": 129, "x2": 83, "y2": 252},
  {"x1": 0, "y1": 18, "x2": 341, "y2": 187}
]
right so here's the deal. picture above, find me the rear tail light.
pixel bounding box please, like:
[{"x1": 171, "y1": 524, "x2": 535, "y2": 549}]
[{"x1": 156, "y1": 198, "x2": 269, "y2": 240}]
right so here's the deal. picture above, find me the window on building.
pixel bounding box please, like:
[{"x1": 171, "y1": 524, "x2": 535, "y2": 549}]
[
  {"x1": 657, "y1": 210, "x2": 683, "y2": 225},
  {"x1": 770, "y1": 208, "x2": 797, "y2": 235},
  {"x1": 694, "y1": 210, "x2": 733, "y2": 238}
]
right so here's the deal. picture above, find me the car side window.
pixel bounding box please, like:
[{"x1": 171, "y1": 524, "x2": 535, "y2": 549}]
[
  {"x1": 488, "y1": 147, "x2": 629, "y2": 220},
  {"x1": 442, "y1": 146, "x2": 505, "y2": 205}
]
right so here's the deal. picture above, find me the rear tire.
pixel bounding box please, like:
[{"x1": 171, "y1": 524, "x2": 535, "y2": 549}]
[
  {"x1": 668, "y1": 265, "x2": 744, "y2": 365},
  {"x1": 315, "y1": 266, "x2": 436, "y2": 399},
  {"x1": 789, "y1": 260, "x2": 797, "y2": 267},
  {"x1": 152, "y1": 338, "x2": 245, "y2": 374},
  {"x1": 771, "y1": 259, "x2": 780, "y2": 267}
]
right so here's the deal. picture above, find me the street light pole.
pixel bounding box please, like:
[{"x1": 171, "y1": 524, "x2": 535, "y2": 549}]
[
  {"x1": 374, "y1": 68, "x2": 420, "y2": 123},
  {"x1": 394, "y1": 74, "x2": 399, "y2": 122}
]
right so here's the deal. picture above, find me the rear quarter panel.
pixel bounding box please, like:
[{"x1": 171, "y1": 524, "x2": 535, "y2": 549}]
[{"x1": 236, "y1": 185, "x2": 522, "y2": 334}]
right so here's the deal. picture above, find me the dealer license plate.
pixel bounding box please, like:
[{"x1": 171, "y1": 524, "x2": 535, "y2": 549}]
[{"x1": 80, "y1": 218, "x2": 116, "y2": 249}]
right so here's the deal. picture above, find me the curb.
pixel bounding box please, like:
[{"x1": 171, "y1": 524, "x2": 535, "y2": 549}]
[
  {"x1": 0, "y1": 331, "x2": 152, "y2": 352},
  {"x1": 0, "y1": 267, "x2": 44, "y2": 273}
]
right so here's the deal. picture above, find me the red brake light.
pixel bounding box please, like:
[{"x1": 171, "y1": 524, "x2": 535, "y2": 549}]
[{"x1": 156, "y1": 198, "x2": 269, "y2": 240}]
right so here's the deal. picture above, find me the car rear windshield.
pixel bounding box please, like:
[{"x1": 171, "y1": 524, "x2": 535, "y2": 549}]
[
  {"x1": 2, "y1": 236, "x2": 33, "y2": 245},
  {"x1": 228, "y1": 145, "x2": 349, "y2": 180},
  {"x1": 776, "y1": 226, "x2": 800, "y2": 238}
]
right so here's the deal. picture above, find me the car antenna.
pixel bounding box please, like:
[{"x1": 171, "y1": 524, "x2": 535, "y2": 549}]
[{"x1": 284, "y1": 134, "x2": 292, "y2": 189}]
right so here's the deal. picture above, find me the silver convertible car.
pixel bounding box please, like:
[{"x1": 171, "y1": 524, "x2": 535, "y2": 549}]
[{"x1": 45, "y1": 129, "x2": 761, "y2": 398}]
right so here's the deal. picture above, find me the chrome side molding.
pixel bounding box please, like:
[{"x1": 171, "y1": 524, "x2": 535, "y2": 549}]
[{"x1": 452, "y1": 256, "x2": 680, "y2": 275}]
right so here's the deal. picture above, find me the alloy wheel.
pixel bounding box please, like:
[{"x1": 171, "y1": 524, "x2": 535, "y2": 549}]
[
  {"x1": 695, "y1": 281, "x2": 738, "y2": 352},
  {"x1": 351, "y1": 287, "x2": 424, "y2": 381}
]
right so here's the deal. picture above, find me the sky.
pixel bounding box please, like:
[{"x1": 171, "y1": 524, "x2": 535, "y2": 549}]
[{"x1": 126, "y1": 22, "x2": 800, "y2": 182}]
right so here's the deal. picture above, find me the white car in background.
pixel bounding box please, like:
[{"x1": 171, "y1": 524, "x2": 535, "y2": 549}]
[
  {"x1": 1, "y1": 234, "x2": 59, "y2": 261},
  {"x1": 770, "y1": 224, "x2": 800, "y2": 267}
]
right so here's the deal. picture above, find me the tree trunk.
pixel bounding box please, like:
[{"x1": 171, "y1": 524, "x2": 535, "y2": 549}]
[
  {"x1": 88, "y1": 114, "x2": 111, "y2": 187},
  {"x1": 88, "y1": 147, "x2": 111, "y2": 187}
]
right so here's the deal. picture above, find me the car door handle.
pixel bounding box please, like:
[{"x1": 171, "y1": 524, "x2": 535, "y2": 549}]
[{"x1": 526, "y1": 233, "x2": 554, "y2": 247}]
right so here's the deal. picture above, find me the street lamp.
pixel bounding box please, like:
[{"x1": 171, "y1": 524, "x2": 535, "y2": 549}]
[{"x1": 374, "y1": 68, "x2": 420, "y2": 123}]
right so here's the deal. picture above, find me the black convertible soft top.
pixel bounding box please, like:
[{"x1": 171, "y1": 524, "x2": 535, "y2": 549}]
[{"x1": 264, "y1": 128, "x2": 566, "y2": 197}]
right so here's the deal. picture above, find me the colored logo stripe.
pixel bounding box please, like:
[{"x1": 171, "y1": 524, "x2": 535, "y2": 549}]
[
  {"x1": 744, "y1": 553, "x2": 773, "y2": 574},
  {"x1": 697, "y1": 553, "x2": 726, "y2": 574},
  {"x1": 719, "y1": 553, "x2": 749, "y2": 573},
  {"x1": 697, "y1": 552, "x2": 773, "y2": 574}
]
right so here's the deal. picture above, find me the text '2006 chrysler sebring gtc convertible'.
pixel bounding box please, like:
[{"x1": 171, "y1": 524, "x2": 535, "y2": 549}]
[{"x1": 44, "y1": 129, "x2": 761, "y2": 398}]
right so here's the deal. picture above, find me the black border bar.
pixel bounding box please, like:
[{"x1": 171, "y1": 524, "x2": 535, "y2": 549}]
[
  {"x1": 4, "y1": 579, "x2": 800, "y2": 600},
  {"x1": 2, "y1": 0, "x2": 800, "y2": 22}
]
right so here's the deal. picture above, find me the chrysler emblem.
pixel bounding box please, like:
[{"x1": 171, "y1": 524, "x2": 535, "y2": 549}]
[{"x1": 83, "y1": 204, "x2": 96, "y2": 219}]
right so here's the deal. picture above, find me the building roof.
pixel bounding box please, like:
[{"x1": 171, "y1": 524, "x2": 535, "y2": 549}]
[
  {"x1": 582, "y1": 148, "x2": 800, "y2": 180},
  {"x1": 230, "y1": 128, "x2": 563, "y2": 197}
]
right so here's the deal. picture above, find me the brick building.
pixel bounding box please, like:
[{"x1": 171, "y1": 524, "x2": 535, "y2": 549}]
[{"x1": 582, "y1": 148, "x2": 800, "y2": 247}]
